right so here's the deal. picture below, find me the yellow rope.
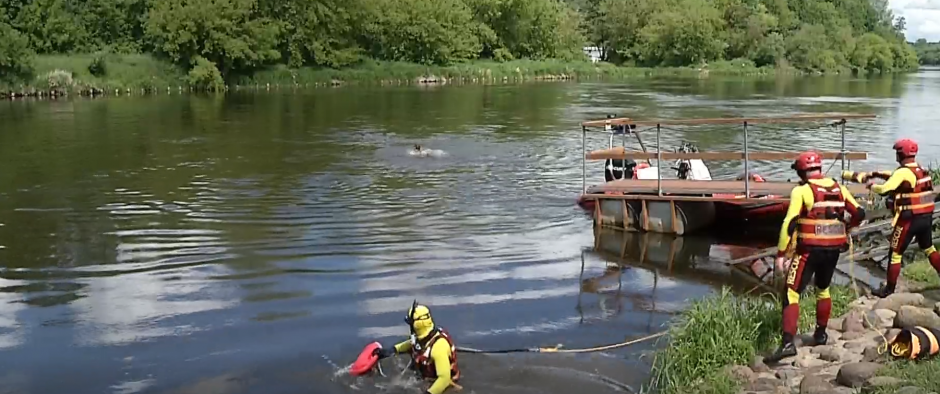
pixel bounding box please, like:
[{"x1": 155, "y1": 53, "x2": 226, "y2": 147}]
[
  {"x1": 537, "y1": 331, "x2": 668, "y2": 353},
  {"x1": 848, "y1": 189, "x2": 890, "y2": 355}
]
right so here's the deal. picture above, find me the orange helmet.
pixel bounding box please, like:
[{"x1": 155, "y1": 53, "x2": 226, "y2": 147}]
[
  {"x1": 792, "y1": 151, "x2": 823, "y2": 171},
  {"x1": 893, "y1": 138, "x2": 918, "y2": 157}
]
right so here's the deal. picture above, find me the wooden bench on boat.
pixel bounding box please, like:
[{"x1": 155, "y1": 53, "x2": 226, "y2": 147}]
[{"x1": 576, "y1": 113, "x2": 878, "y2": 235}]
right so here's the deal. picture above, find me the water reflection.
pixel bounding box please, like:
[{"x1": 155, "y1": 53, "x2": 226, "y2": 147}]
[{"x1": 0, "y1": 71, "x2": 938, "y2": 394}]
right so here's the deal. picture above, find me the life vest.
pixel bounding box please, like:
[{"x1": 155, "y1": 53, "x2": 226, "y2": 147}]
[
  {"x1": 890, "y1": 326, "x2": 940, "y2": 360},
  {"x1": 410, "y1": 327, "x2": 460, "y2": 381},
  {"x1": 796, "y1": 181, "x2": 848, "y2": 249},
  {"x1": 893, "y1": 165, "x2": 934, "y2": 216}
]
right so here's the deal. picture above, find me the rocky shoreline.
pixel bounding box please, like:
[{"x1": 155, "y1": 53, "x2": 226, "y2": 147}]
[{"x1": 725, "y1": 291, "x2": 940, "y2": 394}]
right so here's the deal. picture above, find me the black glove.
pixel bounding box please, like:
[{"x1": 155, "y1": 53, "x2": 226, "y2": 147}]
[{"x1": 373, "y1": 345, "x2": 396, "y2": 360}]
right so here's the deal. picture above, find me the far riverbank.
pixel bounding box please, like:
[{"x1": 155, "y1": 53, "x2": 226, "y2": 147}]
[{"x1": 1, "y1": 54, "x2": 820, "y2": 99}]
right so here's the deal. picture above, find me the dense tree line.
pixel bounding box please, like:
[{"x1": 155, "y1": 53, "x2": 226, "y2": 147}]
[
  {"x1": 912, "y1": 39, "x2": 940, "y2": 65},
  {"x1": 0, "y1": 0, "x2": 923, "y2": 86}
]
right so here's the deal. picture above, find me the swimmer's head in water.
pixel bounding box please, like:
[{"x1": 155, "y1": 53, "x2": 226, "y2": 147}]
[
  {"x1": 414, "y1": 144, "x2": 422, "y2": 151},
  {"x1": 405, "y1": 300, "x2": 435, "y2": 340}
]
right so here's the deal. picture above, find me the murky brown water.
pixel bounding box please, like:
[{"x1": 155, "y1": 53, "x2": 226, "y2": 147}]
[{"x1": 1, "y1": 68, "x2": 939, "y2": 394}]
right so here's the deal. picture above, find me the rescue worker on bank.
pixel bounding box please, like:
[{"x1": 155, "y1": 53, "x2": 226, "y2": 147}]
[
  {"x1": 847, "y1": 138, "x2": 940, "y2": 297},
  {"x1": 373, "y1": 301, "x2": 460, "y2": 394},
  {"x1": 767, "y1": 151, "x2": 865, "y2": 363}
]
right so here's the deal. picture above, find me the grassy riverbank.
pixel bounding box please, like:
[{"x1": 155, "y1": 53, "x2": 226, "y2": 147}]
[
  {"x1": 646, "y1": 285, "x2": 854, "y2": 394},
  {"x1": 902, "y1": 254, "x2": 940, "y2": 289},
  {"x1": 2, "y1": 54, "x2": 791, "y2": 95}
]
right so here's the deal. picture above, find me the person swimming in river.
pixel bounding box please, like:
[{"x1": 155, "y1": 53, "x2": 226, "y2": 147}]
[
  {"x1": 373, "y1": 301, "x2": 460, "y2": 394},
  {"x1": 409, "y1": 144, "x2": 445, "y2": 158}
]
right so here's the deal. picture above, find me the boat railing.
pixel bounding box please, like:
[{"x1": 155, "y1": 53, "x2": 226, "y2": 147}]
[{"x1": 578, "y1": 113, "x2": 878, "y2": 197}]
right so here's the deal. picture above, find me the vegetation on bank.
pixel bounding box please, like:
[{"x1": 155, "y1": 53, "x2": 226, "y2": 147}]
[
  {"x1": 870, "y1": 358, "x2": 940, "y2": 394},
  {"x1": 646, "y1": 285, "x2": 853, "y2": 394},
  {"x1": 902, "y1": 255, "x2": 940, "y2": 289},
  {"x1": 912, "y1": 40, "x2": 940, "y2": 65},
  {"x1": 0, "y1": 0, "x2": 924, "y2": 92}
]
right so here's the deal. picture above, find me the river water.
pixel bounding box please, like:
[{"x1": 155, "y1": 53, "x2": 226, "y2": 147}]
[{"x1": 1, "y1": 68, "x2": 939, "y2": 394}]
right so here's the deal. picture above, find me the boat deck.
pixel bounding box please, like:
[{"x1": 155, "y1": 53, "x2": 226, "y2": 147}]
[{"x1": 588, "y1": 179, "x2": 870, "y2": 197}]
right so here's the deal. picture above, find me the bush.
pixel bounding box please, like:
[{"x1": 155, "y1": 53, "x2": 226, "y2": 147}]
[
  {"x1": 88, "y1": 55, "x2": 107, "y2": 77},
  {"x1": 187, "y1": 57, "x2": 225, "y2": 91}
]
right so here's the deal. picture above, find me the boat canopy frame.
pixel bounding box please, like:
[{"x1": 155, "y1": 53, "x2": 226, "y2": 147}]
[{"x1": 578, "y1": 113, "x2": 878, "y2": 197}]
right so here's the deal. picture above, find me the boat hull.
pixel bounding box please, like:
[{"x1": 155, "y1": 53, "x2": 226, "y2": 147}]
[{"x1": 578, "y1": 193, "x2": 788, "y2": 234}]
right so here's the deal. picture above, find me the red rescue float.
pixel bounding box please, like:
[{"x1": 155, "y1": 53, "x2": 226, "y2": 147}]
[{"x1": 349, "y1": 342, "x2": 383, "y2": 376}]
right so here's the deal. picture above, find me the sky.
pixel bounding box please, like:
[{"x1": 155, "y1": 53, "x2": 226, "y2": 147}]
[{"x1": 890, "y1": 0, "x2": 940, "y2": 42}]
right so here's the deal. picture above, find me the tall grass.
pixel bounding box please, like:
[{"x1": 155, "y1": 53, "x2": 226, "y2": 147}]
[
  {"x1": 871, "y1": 359, "x2": 940, "y2": 394},
  {"x1": 903, "y1": 255, "x2": 940, "y2": 288},
  {"x1": 647, "y1": 285, "x2": 854, "y2": 394},
  {"x1": 234, "y1": 59, "x2": 785, "y2": 86},
  {"x1": 3, "y1": 55, "x2": 793, "y2": 95},
  {"x1": 2, "y1": 54, "x2": 186, "y2": 92}
]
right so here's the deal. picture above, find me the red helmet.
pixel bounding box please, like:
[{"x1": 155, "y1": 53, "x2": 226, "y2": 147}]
[
  {"x1": 893, "y1": 138, "x2": 918, "y2": 157},
  {"x1": 792, "y1": 151, "x2": 823, "y2": 171}
]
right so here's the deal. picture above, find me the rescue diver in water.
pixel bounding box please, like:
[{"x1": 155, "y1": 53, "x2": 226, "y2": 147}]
[
  {"x1": 767, "y1": 151, "x2": 865, "y2": 363},
  {"x1": 845, "y1": 138, "x2": 940, "y2": 298},
  {"x1": 373, "y1": 301, "x2": 460, "y2": 394}
]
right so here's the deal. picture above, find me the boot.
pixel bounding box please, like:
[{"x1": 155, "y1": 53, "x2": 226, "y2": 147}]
[
  {"x1": 764, "y1": 341, "x2": 797, "y2": 364},
  {"x1": 871, "y1": 282, "x2": 895, "y2": 298},
  {"x1": 813, "y1": 326, "x2": 829, "y2": 346}
]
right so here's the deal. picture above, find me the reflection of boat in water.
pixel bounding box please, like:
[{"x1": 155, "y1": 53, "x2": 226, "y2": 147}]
[
  {"x1": 575, "y1": 114, "x2": 875, "y2": 235},
  {"x1": 589, "y1": 230, "x2": 774, "y2": 291},
  {"x1": 572, "y1": 230, "x2": 779, "y2": 332}
]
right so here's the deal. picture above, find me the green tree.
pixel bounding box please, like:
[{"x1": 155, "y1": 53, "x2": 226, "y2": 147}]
[
  {"x1": 13, "y1": 0, "x2": 91, "y2": 53},
  {"x1": 144, "y1": 0, "x2": 281, "y2": 76},
  {"x1": 594, "y1": 0, "x2": 676, "y2": 63},
  {"x1": 785, "y1": 24, "x2": 842, "y2": 72},
  {"x1": 258, "y1": 0, "x2": 363, "y2": 68},
  {"x1": 0, "y1": 21, "x2": 35, "y2": 83},
  {"x1": 850, "y1": 33, "x2": 894, "y2": 72},
  {"x1": 359, "y1": 0, "x2": 482, "y2": 65},
  {"x1": 634, "y1": 0, "x2": 726, "y2": 66}
]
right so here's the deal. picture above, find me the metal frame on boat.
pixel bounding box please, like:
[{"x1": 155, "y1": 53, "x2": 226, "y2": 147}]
[{"x1": 577, "y1": 113, "x2": 877, "y2": 235}]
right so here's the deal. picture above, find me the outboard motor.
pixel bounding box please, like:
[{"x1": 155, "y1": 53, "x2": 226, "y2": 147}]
[
  {"x1": 605, "y1": 158, "x2": 637, "y2": 182},
  {"x1": 673, "y1": 142, "x2": 700, "y2": 180},
  {"x1": 603, "y1": 114, "x2": 637, "y2": 182}
]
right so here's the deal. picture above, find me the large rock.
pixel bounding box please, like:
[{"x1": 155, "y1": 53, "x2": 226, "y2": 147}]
[
  {"x1": 887, "y1": 328, "x2": 902, "y2": 343},
  {"x1": 750, "y1": 355, "x2": 772, "y2": 373},
  {"x1": 828, "y1": 317, "x2": 845, "y2": 332},
  {"x1": 843, "y1": 310, "x2": 866, "y2": 333},
  {"x1": 873, "y1": 293, "x2": 926, "y2": 312},
  {"x1": 797, "y1": 357, "x2": 827, "y2": 369},
  {"x1": 845, "y1": 339, "x2": 874, "y2": 351},
  {"x1": 775, "y1": 368, "x2": 801, "y2": 381},
  {"x1": 864, "y1": 309, "x2": 897, "y2": 329},
  {"x1": 836, "y1": 362, "x2": 883, "y2": 388},
  {"x1": 799, "y1": 374, "x2": 834, "y2": 394},
  {"x1": 723, "y1": 365, "x2": 754, "y2": 383},
  {"x1": 841, "y1": 350, "x2": 865, "y2": 364},
  {"x1": 748, "y1": 377, "x2": 783, "y2": 391},
  {"x1": 827, "y1": 329, "x2": 843, "y2": 342},
  {"x1": 812, "y1": 346, "x2": 845, "y2": 362},
  {"x1": 863, "y1": 345, "x2": 884, "y2": 362},
  {"x1": 841, "y1": 331, "x2": 865, "y2": 341},
  {"x1": 895, "y1": 305, "x2": 940, "y2": 328}
]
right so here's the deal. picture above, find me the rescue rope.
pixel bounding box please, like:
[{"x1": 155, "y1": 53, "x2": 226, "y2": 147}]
[
  {"x1": 851, "y1": 189, "x2": 890, "y2": 355},
  {"x1": 455, "y1": 331, "x2": 668, "y2": 355}
]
